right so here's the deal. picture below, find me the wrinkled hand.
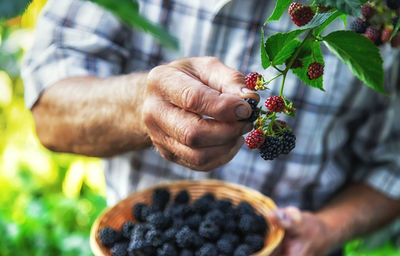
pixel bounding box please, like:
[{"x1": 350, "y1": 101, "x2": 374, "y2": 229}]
[
  {"x1": 143, "y1": 57, "x2": 259, "y2": 171},
  {"x1": 269, "y1": 207, "x2": 333, "y2": 256}
]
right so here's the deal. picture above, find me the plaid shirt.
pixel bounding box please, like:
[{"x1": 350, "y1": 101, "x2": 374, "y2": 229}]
[{"x1": 22, "y1": 0, "x2": 400, "y2": 211}]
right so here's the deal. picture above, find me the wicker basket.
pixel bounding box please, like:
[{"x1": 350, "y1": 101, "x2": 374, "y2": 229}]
[{"x1": 90, "y1": 179, "x2": 284, "y2": 256}]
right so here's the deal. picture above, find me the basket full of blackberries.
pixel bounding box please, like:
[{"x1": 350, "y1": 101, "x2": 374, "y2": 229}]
[{"x1": 90, "y1": 180, "x2": 284, "y2": 256}]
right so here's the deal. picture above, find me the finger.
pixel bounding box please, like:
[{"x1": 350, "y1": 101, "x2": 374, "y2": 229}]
[
  {"x1": 283, "y1": 238, "x2": 308, "y2": 256},
  {"x1": 144, "y1": 97, "x2": 253, "y2": 148},
  {"x1": 171, "y1": 57, "x2": 260, "y2": 102},
  {"x1": 268, "y1": 207, "x2": 303, "y2": 234},
  {"x1": 147, "y1": 65, "x2": 252, "y2": 121},
  {"x1": 150, "y1": 127, "x2": 244, "y2": 171}
]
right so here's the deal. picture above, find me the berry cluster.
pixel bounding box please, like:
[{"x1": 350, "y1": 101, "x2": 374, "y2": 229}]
[
  {"x1": 98, "y1": 188, "x2": 268, "y2": 256},
  {"x1": 244, "y1": 72, "x2": 297, "y2": 161},
  {"x1": 350, "y1": 1, "x2": 400, "y2": 47}
]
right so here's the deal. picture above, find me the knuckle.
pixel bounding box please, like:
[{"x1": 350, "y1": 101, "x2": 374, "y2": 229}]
[
  {"x1": 181, "y1": 86, "x2": 200, "y2": 112},
  {"x1": 191, "y1": 152, "x2": 209, "y2": 168},
  {"x1": 205, "y1": 56, "x2": 221, "y2": 65},
  {"x1": 147, "y1": 65, "x2": 166, "y2": 86},
  {"x1": 182, "y1": 127, "x2": 201, "y2": 147}
]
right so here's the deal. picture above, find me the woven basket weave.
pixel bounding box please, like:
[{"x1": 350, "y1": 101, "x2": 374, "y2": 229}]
[{"x1": 90, "y1": 179, "x2": 284, "y2": 256}]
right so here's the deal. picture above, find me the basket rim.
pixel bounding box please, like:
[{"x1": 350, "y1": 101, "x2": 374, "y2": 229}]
[{"x1": 90, "y1": 179, "x2": 284, "y2": 256}]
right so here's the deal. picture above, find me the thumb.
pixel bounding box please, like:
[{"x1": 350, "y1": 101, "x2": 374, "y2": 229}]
[{"x1": 268, "y1": 206, "x2": 303, "y2": 235}]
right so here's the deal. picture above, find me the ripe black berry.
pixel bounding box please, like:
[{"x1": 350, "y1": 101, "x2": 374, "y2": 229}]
[
  {"x1": 216, "y1": 238, "x2": 234, "y2": 255},
  {"x1": 152, "y1": 188, "x2": 170, "y2": 211},
  {"x1": 350, "y1": 18, "x2": 369, "y2": 34},
  {"x1": 259, "y1": 136, "x2": 283, "y2": 160},
  {"x1": 174, "y1": 189, "x2": 190, "y2": 204},
  {"x1": 98, "y1": 227, "x2": 121, "y2": 248},
  {"x1": 199, "y1": 219, "x2": 220, "y2": 240},
  {"x1": 111, "y1": 242, "x2": 128, "y2": 256},
  {"x1": 146, "y1": 212, "x2": 171, "y2": 230},
  {"x1": 157, "y1": 243, "x2": 178, "y2": 256},
  {"x1": 175, "y1": 226, "x2": 197, "y2": 248},
  {"x1": 196, "y1": 243, "x2": 218, "y2": 256},
  {"x1": 245, "y1": 98, "x2": 259, "y2": 122},
  {"x1": 244, "y1": 234, "x2": 265, "y2": 252},
  {"x1": 121, "y1": 221, "x2": 135, "y2": 239},
  {"x1": 233, "y1": 244, "x2": 252, "y2": 256},
  {"x1": 281, "y1": 130, "x2": 296, "y2": 154},
  {"x1": 180, "y1": 249, "x2": 194, "y2": 256}
]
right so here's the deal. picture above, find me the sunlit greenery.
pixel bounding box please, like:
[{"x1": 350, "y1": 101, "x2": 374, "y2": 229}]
[{"x1": 0, "y1": 0, "x2": 398, "y2": 255}]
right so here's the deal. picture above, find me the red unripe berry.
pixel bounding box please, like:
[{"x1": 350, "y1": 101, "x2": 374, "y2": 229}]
[
  {"x1": 381, "y1": 27, "x2": 393, "y2": 43},
  {"x1": 245, "y1": 72, "x2": 263, "y2": 90},
  {"x1": 246, "y1": 129, "x2": 265, "y2": 149},
  {"x1": 364, "y1": 26, "x2": 381, "y2": 44},
  {"x1": 265, "y1": 96, "x2": 285, "y2": 112},
  {"x1": 307, "y1": 62, "x2": 324, "y2": 80},
  {"x1": 288, "y1": 2, "x2": 302, "y2": 16},
  {"x1": 361, "y1": 3, "x2": 376, "y2": 20},
  {"x1": 392, "y1": 33, "x2": 400, "y2": 48},
  {"x1": 290, "y1": 3, "x2": 314, "y2": 26}
]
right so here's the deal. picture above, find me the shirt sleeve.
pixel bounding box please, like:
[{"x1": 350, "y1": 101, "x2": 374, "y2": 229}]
[
  {"x1": 351, "y1": 55, "x2": 400, "y2": 199},
  {"x1": 21, "y1": 0, "x2": 131, "y2": 109}
]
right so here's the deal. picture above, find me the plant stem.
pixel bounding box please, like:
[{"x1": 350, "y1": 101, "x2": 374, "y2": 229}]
[
  {"x1": 279, "y1": 73, "x2": 287, "y2": 97},
  {"x1": 264, "y1": 73, "x2": 283, "y2": 85}
]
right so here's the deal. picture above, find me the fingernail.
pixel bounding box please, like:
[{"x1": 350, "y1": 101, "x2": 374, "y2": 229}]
[
  {"x1": 235, "y1": 104, "x2": 250, "y2": 119},
  {"x1": 242, "y1": 123, "x2": 253, "y2": 134}
]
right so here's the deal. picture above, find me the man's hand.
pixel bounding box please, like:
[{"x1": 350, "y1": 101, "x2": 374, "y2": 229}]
[
  {"x1": 269, "y1": 207, "x2": 332, "y2": 256},
  {"x1": 143, "y1": 57, "x2": 259, "y2": 171}
]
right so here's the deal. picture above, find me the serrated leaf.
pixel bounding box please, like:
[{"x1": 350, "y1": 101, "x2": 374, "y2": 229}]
[
  {"x1": 315, "y1": 0, "x2": 365, "y2": 17},
  {"x1": 300, "y1": 11, "x2": 339, "y2": 31},
  {"x1": 323, "y1": 31, "x2": 384, "y2": 94},
  {"x1": 265, "y1": 30, "x2": 304, "y2": 66},
  {"x1": 291, "y1": 40, "x2": 324, "y2": 90},
  {"x1": 265, "y1": 0, "x2": 292, "y2": 24},
  {"x1": 0, "y1": 0, "x2": 30, "y2": 19},
  {"x1": 260, "y1": 28, "x2": 270, "y2": 69},
  {"x1": 90, "y1": 0, "x2": 178, "y2": 49},
  {"x1": 313, "y1": 11, "x2": 343, "y2": 36}
]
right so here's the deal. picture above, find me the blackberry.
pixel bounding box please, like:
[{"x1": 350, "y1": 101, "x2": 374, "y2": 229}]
[
  {"x1": 157, "y1": 243, "x2": 178, "y2": 256},
  {"x1": 221, "y1": 233, "x2": 240, "y2": 244},
  {"x1": 176, "y1": 226, "x2": 197, "y2": 248},
  {"x1": 254, "y1": 214, "x2": 268, "y2": 235},
  {"x1": 290, "y1": 4, "x2": 314, "y2": 26},
  {"x1": 98, "y1": 227, "x2": 121, "y2": 248},
  {"x1": 307, "y1": 62, "x2": 324, "y2": 80},
  {"x1": 387, "y1": 0, "x2": 400, "y2": 9},
  {"x1": 198, "y1": 219, "x2": 220, "y2": 240},
  {"x1": 381, "y1": 27, "x2": 393, "y2": 43},
  {"x1": 223, "y1": 218, "x2": 237, "y2": 233},
  {"x1": 204, "y1": 209, "x2": 225, "y2": 226},
  {"x1": 281, "y1": 130, "x2": 296, "y2": 154},
  {"x1": 233, "y1": 244, "x2": 252, "y2": 256},
  {"x1": 245, "y1": 72, "x2": 264, "y2": 90},
  {"x1": 121, "y1": 221, "x2": 135, "y2": 239},
  {"x1": 244, "y1": 234, "x2": 265, "y2": 252},
  {"x1": 145, "y1": 228, "x2": 165, "y2": 247},
  {"x1": 238, "y1": 214, "x2": 257, "y2": 233},
  {"x1": 216, "y1": 239, "x2": 234, "y2": 255},
  {"x1": 361, "y1": 3, "x2": 375, "y2": 20},
  {"x1": 265, "y1": 96, "x2": 285, "y2": 112},
  {"x1": 132, "y1": 203, "x2": 147, "y2": 222},
  {"x1": 128, "y1": 232, "x2": 146, "y2": 251},
  {"x1": 193, "y1": 198, "x2": 213, "y2": 215},
  {"x1": 288, "y1": 2, "x2": 302, "y2": 16},
  {"x1": 152, "y1": 188, "x2": 170, "y2": 211},
  {"x1": 195, "y1": 243, "x2": 218, "y2": 256},
  {"x1": 350, "y1": 18, "x2": 369, "y2": 34},
  {"x1": 364, "y1": 26, "x2": 381, "y2": 44},
  {"x1": 174, "y1": 190, "x2": 190, "y2": 204},
  {"x1": 180, "y1": 249, "x2": 194, "y2": 256},
  {"x1": 245, "y1": 98, "x2": 260, "y2": 122},
  {"x1": 236, "y1": 201, "x2": 255, "y2": 216},
  {"x1": 111, "y1": 242, "x2": 128, "y2": 256},
  {"x1": 259, "y1": 135, "x2": 283, "y2": 160},
  {"x1": 164, "y1": 227, "x2": 178, "y2": 243},
  {"x1": 201, "y1": 193, "x2": 216, "y2": 202},
  {"x1": 146, "y1": 212, "x2": 171, "y2": 230},
  {"x1": 246, "y1": 129, "x2": 265, "y2": 149},
  {"x1": 166, "y1": 204, "x2": 194, "y2": 219},
  {"x1": 215, "y1": 198, "x2": 233, "y2": 212},
  {"x1": 192, "y1": 233, "x2": 205, "y2": 249},
  {"x1": 185, "y1": 213, "x2": 202, "y2": 229},
  {"x1": 172, "y1": 218, "x2": 186, "y2": 229}
]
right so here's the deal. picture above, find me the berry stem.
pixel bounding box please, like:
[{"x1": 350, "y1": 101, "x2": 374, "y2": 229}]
[
  {"x1": 279, "y1": 73, "x2": 287, "y2": 97},
  {"x1": 272, "y1": 65, "x2": 284, "y2": 73},
  {"x1": 264, "y1": 73, "x2": 283, "y2": 85}
]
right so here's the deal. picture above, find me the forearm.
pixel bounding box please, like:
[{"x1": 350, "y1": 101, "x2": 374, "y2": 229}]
[
  {"x1": 32, "y1": 73, "x2": 152, "y2": 157},
  {"x1": 316, "y1": 183, "x2": 400, "y2": 252}
]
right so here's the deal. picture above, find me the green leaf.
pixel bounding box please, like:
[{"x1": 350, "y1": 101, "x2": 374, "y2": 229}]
[
  {"x1": 265, "y1": 0, "x2": 292, "y2": 24},
  {"x1": 323, "y1": 31, "x2": 385, "y2": 94},
  {"x1": 300, "y1": 11, "x2": 340, "y2": 31},
  {"x1": 265, "y1": 30, "x2": 304, "y2": 66},
  {"x1": 390, "y1": 16, "x2": 400, "y2": 40},
  {"x1": 260, "y1": 28, "x2": 270, "y2": 69},
  {"x1": 291, "y1": 40, "x2": 324, "y2": 90},
  {"x1": 313, "y1": 11, "x2": 343, "y2": 36},
  {"x1": 315, "y1": 0, "x2": 366, "y2": 17},
  {"x1": 89, "y1": 0, "x2": 178, "y2": 50},
  {"x1": 0, "y1": 0, "x2": 30, "y2": 19}
]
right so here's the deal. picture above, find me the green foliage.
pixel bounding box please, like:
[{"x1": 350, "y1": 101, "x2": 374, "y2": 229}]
[
  {"x1": 89, "y1": 0, "x2": 178, "y2": 50},
  {"x1": 260, "y1": 28, "x2": 270, "y2": 69},
  {"x1": 291, "y1": 40, "x2": 324, "y2": 90},
  {"x1": 315, "y1": 0, "x2": 368, "y2": 17},
  {"x1": 299, "y1": 11, "x2": 341, "y2": 30},
  {"x1": 391, "y1": 17, "x2": 400, "y2": 41},
  {"x1": 323, "y1": 31, "x2": 385, "y2": 94},
  {"x1": 345, "y1": 239, "x2": 400, "y2": 256},
  {"x1": 265, "y1": 0, "x2": 292, "y2": 23},
  {"x1": 264, "y1": 30, "x2": 304, "y2": 67},
  {"x1": 0, "y1": 0, "x2": 31, "y2": 19}
]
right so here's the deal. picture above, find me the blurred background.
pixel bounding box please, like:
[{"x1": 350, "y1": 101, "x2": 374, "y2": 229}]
[{"x1": 0, "y1": 0, "x2": 399, "y2": 255}]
